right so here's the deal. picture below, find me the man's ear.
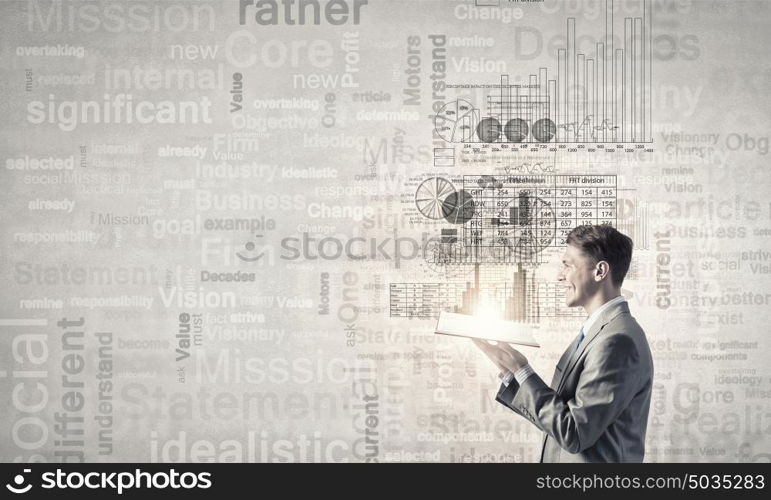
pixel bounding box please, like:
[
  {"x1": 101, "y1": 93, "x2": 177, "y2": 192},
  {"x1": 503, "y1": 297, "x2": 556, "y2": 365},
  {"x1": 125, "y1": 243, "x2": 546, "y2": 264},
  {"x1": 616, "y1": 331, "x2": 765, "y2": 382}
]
[{"x1": 595, "y1": 261, "x2": 610, "y2": 282}]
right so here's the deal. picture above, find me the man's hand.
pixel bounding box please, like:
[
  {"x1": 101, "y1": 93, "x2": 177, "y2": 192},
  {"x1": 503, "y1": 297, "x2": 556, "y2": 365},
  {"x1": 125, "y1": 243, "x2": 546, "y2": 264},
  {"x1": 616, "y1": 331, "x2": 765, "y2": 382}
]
[{"x1": 472, "y1": 338, "x2": 529, "y2": 374}]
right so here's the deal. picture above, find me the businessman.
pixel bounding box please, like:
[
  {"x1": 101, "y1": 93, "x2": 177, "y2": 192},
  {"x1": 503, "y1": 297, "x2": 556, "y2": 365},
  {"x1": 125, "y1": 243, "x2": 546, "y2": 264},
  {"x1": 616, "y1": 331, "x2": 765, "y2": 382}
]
[{"x1": 474, "y1": 224, "x2": 653, "y2": 463}]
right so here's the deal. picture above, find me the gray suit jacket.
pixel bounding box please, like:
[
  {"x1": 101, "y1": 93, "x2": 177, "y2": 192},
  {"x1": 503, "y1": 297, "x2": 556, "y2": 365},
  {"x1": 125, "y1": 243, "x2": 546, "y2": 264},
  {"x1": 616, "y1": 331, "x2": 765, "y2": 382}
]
[{"x1": 495, "y1": 301, "x2": 653, "y2": 463}]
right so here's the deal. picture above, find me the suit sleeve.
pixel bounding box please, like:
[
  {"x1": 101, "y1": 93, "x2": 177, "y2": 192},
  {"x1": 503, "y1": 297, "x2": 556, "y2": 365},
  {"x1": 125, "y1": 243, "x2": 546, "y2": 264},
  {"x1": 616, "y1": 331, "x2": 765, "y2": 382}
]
[
  {"x1": 508, "y1": 333, "x2": 643, "y2": 454},
  {"x1": 494, "y1": 379, "x2": 524, "y2": 417}
]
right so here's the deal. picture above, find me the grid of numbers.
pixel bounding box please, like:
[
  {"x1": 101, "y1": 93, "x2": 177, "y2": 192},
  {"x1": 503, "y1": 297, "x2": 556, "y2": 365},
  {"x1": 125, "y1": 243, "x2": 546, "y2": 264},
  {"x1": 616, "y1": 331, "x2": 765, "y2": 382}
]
[{"x1": 462, "y1": 175, "x2": 617, "y2": 248}]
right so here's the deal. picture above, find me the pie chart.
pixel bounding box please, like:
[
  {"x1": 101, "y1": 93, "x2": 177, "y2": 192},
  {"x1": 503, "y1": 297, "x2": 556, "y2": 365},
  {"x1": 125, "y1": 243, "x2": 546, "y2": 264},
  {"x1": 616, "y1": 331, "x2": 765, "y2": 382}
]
[
  {"x1": 532, "y1": 118, "x2": 556, "y2": 143},
  {"x1": 477, "y1": 117, "x2": 501, "y2": 143},
  {"x1": 415, "y1": 177, "x2": 456, "y2": 219},
  {"x1": 434, "y1": 99, "x2": 479, "y2": 143},
  {"x1": 443, "y1": 190, "x2": 476, "y2": 225},
  {"x1": 504, "y1": 118, "x2": 529, "y2": 143}
]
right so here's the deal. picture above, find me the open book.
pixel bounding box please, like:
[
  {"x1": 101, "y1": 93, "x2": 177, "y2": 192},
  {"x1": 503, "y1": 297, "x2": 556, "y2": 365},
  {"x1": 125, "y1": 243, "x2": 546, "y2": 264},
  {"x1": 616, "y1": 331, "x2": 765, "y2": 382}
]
[{"x1": 434, "y1": 311, "x2": 540, "y2": 347}]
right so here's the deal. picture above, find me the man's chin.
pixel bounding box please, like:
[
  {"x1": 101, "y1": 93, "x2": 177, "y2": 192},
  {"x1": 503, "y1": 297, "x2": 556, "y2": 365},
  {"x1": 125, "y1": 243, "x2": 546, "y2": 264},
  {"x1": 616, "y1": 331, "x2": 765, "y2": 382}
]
[{"x1": 564, "y1": 289, "x2": 577, "y2": 307}]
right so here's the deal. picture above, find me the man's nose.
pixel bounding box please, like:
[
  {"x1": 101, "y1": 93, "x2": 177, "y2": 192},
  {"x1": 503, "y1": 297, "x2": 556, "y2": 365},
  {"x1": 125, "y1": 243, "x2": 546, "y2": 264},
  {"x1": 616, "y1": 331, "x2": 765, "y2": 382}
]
[{"x1": 556, "y1": 268, "x2": 565, "y2": 281}]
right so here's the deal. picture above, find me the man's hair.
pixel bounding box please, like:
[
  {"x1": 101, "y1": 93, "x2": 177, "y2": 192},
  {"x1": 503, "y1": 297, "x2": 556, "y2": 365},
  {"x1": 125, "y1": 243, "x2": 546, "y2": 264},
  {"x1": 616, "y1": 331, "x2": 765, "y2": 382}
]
[{"x1": 566, "y1": 224, "x2": 633, "y2": 287}]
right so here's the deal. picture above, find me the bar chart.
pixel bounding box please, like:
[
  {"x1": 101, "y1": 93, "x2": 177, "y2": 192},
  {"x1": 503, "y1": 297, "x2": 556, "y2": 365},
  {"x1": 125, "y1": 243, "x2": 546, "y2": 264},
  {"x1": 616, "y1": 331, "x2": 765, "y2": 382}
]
[
  {"x1": 436, "y1": 0, "x2": 653, "y2": 144},
  {"x1": 389, "y1": 271, "x2": 583, "y2": 321}
]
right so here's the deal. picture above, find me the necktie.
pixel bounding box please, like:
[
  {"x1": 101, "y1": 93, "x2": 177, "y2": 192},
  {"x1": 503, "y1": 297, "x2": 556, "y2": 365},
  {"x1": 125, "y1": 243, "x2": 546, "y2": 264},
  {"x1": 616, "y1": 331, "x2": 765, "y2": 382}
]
[{"x1": 571, "y1": 327, "x2": 585, "y2": 357}]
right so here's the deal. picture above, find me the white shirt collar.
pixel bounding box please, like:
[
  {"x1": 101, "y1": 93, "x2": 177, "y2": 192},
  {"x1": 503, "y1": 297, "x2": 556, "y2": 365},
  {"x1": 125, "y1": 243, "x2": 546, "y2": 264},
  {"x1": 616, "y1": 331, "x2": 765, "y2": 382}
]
[{"x1": 582, "y1": 295, "x2": 626, "y2": 334}]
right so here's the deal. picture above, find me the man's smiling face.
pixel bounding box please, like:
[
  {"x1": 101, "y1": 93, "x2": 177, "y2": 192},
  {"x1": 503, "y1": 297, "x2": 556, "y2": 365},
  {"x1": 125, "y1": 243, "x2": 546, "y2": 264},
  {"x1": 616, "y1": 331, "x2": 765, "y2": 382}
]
[{"x1": 558, "y1": 244, "x2": 599, "y2": 308}]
